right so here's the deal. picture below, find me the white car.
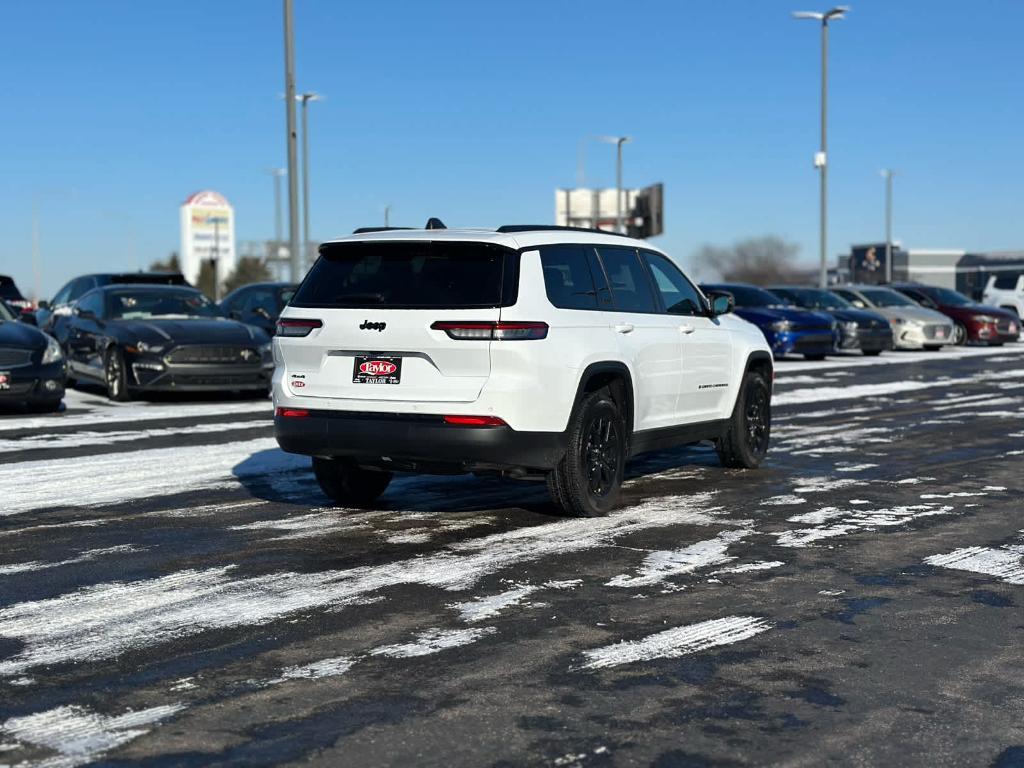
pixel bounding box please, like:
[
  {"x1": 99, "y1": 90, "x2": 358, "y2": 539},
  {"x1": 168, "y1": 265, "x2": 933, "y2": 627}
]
[
  {"x1": 832, "y1": 285, "x2": 955, "y2": 350},
  {"x1": 981, "y1": 274, "x2": 1024, "y2": 318},
  {"x1": 273, "y1": 223, "x2": 773, "y2": 516}
]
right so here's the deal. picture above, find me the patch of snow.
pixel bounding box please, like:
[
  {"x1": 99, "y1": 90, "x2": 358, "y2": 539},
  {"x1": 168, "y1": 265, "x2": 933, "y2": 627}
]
[
  {"x1": 271, "y1": 656, "x2": 355, "y2": 684},
  {"x1": 580, "y1": 616, "x2": 771, "y2": 670},
  {"x1": 925, "y1": 547, "x2": 1024, "y2": 585},
  {"x1": 606, "y1": 530, "x2": 750, "y2": 588},
  {"x1": 369, "y1": 627, "x2": 496, "y2": 658}
]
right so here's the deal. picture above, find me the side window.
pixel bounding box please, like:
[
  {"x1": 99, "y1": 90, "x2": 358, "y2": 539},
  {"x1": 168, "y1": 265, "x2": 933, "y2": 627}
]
[
  {"x1": 77, "y1": 291, "x2": 105, "y2": 319},
  {"x1": 595, "y1": 247, "x2": 658, "y2": 313},
  {"x1": 243, "y1": 289, "x2": 278, "y2": 318},
  {"x1": 993, "y1": 274, "x2": 1014, "y2": 290},
  {"x1": 68, "y1": 277, "x2": 95, "y2": 302},
  {"x1": 52, "y1": 281, "x2": 74, "y2": 306},
  {"x1": 538, "y1": 246, "x2": 601, "y2": 310},
  {"x1": 222, "y1": 289, "x2": 247, "y2": 315},
  {"x1": 641, "y1": 251, "x2": 705, "y2": 316},
  {"x1": 832, "y1": 288, "x2": 858, "y2": 304}
]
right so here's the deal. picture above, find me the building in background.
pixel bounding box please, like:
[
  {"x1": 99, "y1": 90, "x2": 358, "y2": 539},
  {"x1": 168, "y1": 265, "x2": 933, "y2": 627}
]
[
  {"x1": 180, "y1": 191, "x2": 236, "y2": 286},
  {"x1": 840, "y1": 243, "x2": 1024, "y2": 299},
  {"x1": 555, "y1": 183, "x2": 664, "y2": 239}
]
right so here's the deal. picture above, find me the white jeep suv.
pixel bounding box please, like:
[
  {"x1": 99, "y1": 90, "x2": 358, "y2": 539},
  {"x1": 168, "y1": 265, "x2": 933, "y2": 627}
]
[{"x1": 273, "y1": 224, "x2": 773, "y2": 516}]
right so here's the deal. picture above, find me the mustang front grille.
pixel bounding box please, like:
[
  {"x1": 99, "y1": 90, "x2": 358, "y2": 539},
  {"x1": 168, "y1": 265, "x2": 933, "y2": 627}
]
[{"x1": 164, "y1": 346, "x2": 259, "y2": 365}]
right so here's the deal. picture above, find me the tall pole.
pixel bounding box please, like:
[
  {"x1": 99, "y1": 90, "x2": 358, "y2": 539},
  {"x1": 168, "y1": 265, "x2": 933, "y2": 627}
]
[
  {"x1": 31, "y1": 202, "x2": 41, "y2": 303},
  {"x1": 268, "y1": 168, "x2": 284, "y2": 247},
  {"x1": 384, "y1": 205, "x2": 391, "y2": 228},
  {"x1": 883, "y1": 169, "x2": 894, "y2": 283},
  {"x1": 211, "y1": 218, "x2": 220, "y2": 301},
  {"x1": 615, "y1": 137, "x2": 625, "y2": 233},
  {"x1": 297, "y1": 93, "x2": 319, "y2": 274},
  {"x1": 819, "y1": 19, "x2": 828, "y2": 287},
  {"x1": 283, "y1": 0, "x2": 301, "y2": 283},
  {"x1": 794, "y1": 7, "x2": 848, "y2": 288}
]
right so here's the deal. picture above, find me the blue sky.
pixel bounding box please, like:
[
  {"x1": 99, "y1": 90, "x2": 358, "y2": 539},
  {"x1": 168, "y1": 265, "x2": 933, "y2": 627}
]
[{"x1": 1, "y1": 0, "x2": 1021, "y2": 297}]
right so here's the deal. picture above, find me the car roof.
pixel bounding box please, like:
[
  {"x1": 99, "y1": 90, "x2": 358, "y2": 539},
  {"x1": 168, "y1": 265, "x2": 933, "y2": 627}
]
[{"x1": 321, "y1": 227, "x2": 666, "y2": 255}]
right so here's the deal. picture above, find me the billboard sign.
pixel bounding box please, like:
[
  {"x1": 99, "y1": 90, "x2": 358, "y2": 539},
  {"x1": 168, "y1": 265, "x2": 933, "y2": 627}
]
[{"x1": 180, "y1": 190, "x2": 236, "y2": 286}]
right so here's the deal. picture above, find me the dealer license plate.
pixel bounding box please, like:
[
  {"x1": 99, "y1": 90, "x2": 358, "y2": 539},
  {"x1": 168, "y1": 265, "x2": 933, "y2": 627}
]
[{"x1": 352, "y1": 355, "x2": 402, "y2": 385}]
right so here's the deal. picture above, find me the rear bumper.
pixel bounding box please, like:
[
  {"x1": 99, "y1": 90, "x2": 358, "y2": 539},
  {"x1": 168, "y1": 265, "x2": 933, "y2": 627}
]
[{"x1": 275, "y1": 410, "x2": 568, "y2": 472}]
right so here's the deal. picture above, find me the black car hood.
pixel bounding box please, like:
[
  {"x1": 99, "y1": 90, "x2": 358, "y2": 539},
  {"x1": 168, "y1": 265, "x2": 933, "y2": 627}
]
[
  {"x1": 111, "y1": 318, "x2": 269, "y2": 346},
  {"x1": 827, "y1": 308, "x2": 890, "y2": 327},
  {"x1": 0, "y1": 319, "x2": 47, "y2": 350}
]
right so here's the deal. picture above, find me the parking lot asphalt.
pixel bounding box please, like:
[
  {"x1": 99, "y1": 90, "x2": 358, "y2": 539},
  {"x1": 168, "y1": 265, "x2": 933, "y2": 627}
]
[{"x1": 1, "y1": 344, "x2": 1023, "y2": 768}]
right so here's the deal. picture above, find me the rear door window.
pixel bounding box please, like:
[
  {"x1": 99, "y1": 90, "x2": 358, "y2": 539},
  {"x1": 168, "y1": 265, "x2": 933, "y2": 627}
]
[
  {"x1": 539, "y1": 245, "x2": 603, "y2": 310},
  {"x1": 596, "y1": 247, "x2": 658, "y2": 313},
  {"x1": 292, "y1": 241, "x2": 516, "y2": 309}
]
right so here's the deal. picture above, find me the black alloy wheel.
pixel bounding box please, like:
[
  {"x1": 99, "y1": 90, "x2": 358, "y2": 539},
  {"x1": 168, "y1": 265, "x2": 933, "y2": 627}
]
[
  {"x1": 547, "y1": 390, "x2": 627, "y2": 517},
  {"x1": 105, "y1": 347, "x2": 130, "y2": 402},
  {"x1": 718, "y1": 370, "x2": 771, "y2": 469}
]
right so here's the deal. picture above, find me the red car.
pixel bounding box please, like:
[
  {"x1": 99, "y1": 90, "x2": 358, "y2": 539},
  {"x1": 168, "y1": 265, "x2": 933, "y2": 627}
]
[{"x1": 892, "y1": 283, "x2": 1020, "y2": 346}]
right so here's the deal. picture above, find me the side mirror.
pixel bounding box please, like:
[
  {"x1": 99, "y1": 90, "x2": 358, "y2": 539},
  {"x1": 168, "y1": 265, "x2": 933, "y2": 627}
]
[
  {"x1": 37, "y1": 300, "x2": 50, "y2": 310},
  {"x1": 74, "y1": 307, "x2": 95, "y2": 320},
  {"x1": 229, "y1": 309, "x2": 242, "y2": 320},
  {"x1": 254, "y1": 307, "x2": 273, "y2": 321},
  {"x1": 708, "y1": 291, "x2": 734, "y2": 317}
]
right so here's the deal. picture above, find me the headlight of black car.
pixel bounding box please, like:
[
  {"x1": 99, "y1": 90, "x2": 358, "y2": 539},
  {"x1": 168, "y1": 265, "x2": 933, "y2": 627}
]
[{"x1": 41, "y1": 335, "x2": 64, "y2": 364}]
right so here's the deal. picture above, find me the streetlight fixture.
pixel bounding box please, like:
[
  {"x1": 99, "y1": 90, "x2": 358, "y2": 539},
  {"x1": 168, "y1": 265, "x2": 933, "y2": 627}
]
[
  {"x1": 296, "y1": 92, "x2": 321, "y2": 272},
  {"x1": 881, "y1": 169, "x2": 896, "y2": 283},
  {"x1": 793, "y1": 5, "x2": 849, "y2": 288},
  {"x1": 599, "y1": 136, "x2": 632, "y2": 233},
  {"x1": 282, "y1": 0, "x2": 301, "y2": 283}
]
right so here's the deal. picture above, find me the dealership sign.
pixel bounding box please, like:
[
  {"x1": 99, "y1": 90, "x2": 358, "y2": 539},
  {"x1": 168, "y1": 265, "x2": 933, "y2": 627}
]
[{"x1": 179, "y1": 190, "x2": 236, "y2": 287}]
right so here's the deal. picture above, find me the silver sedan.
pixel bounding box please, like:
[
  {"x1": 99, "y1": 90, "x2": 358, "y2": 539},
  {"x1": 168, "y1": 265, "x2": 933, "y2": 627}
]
[{"x1": 832, "y1": 285, "x2": 955, "y2": 350}]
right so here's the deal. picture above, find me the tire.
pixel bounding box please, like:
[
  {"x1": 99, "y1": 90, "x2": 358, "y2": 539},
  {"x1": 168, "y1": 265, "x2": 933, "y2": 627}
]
[
  {"x1": 803, "y1": 353, "x2": 826, "y2": 361},
  {"x1": 312, "y1": 457, "x2": 392, "y2": 508},
  {"x1": 953, "y1": 322, "x2": 968, "y2": 346},
  {"x1": 104, "y1": 346, "x2": 131, "y2": 402},
  {"x1": 717, "y1": 370, "x2": 771, "y2": 469},
  {"x1": 923, "y1": 345, "x2": 943, "y2": 352},
  {"x1": 546, "y1": 389, "x2": 627, "y2": 517},
  {"x1": 863, "y1": 349, "x2": 883, "y2": 357}
]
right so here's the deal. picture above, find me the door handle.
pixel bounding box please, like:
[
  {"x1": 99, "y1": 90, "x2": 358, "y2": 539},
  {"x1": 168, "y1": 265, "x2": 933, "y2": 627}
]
[
  {"x1": 613, "y1": 323, "x2": 634, "y2": 334},
  {"x1": 679, "y1": 324, "x2": 696, "y2": 335}
]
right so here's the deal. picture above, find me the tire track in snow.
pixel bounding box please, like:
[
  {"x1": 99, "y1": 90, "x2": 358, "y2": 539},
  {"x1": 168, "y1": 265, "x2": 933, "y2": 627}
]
[{"x1": 579, "y1": 616, "x2": 772, "y2": 670}]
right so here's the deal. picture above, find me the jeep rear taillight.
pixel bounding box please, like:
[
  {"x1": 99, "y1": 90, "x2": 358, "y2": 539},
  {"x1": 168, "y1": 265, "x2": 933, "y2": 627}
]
[
  {"x1": 430, "y1": 321, "x2": 548, "y2": 341},
  {"x1": 276, "y1": 318, "x2": 323, "y2": 337},
  {"x1": 443, "y1": 415, "x2": 508, "y2": 426}
]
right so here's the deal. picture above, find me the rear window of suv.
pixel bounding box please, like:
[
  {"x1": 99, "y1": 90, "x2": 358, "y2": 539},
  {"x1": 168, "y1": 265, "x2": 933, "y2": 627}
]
[{"x1": 292, "y1": 241, "x2": 518, "y2": 309}]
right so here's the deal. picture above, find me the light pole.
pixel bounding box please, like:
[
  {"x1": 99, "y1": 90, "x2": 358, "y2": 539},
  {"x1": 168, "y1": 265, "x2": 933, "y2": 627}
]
[
  {"x1": 600, "y1": 136, "x2": 631, "y2": 233},
  {"x1": 793, "y1": 6, "x2": 849, "y2": 288},
  {"x1": 211, "y1": 217, "x2": 221, "y2": 301},
  {"x1": 384, "y1": 205, "x2": 391, "y2": 228},
  {"x1": 881, "y1": 169, "x2": 895, "y2": 283},
  {"x1": 282, "y1": 0, "x2": 301, "y2": 283},
  {"x1": 296, "y1": 92, "x2": 320, "y2": 273},
  {"x1": 266, "y1": 168, "x2": 285, "y2": 250}
]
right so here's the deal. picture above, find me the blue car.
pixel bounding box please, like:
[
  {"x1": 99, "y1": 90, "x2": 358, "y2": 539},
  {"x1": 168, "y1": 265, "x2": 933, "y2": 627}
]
[
  {"x1": 768, "y1": 285, "x2": 893, "y2": 356},
  {"x1": 701, "y1": 283, "x2": 836, "y2": 360}
]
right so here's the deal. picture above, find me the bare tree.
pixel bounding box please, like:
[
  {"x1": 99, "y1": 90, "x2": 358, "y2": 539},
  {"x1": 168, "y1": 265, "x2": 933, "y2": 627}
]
[
  {"x1": 148, "y1": 252, "x2": 181, "y2": 273},
  {"x1": 693, "y1": 236, "x2": 810, "y2": 284},
  {"x1": 224, "y1": 257, "x2": 273, "y2": 294}
]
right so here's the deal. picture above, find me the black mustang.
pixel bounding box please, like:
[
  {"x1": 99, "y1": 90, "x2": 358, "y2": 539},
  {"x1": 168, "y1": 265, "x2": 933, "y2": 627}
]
[
  {"x1": 0, "y1": 300, "x2": 65, "y2": 412},
  {"x1": 59, "y1": 284, "x2": 273, "y2": 401}
]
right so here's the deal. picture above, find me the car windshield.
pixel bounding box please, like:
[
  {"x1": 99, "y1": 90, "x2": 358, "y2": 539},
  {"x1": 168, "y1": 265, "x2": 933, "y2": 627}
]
[
  {"x1": 859, "y1": 288, "x2": 917, "y2": 308},
  {"x1": 705, "y1": 285, "x2": 791, "y2": 308},
  {"x1": 108, "y1": 290, "x2": 223, "y2": 320},
  {"x1": 772, "y1": 287, "x2": 852, "y2": 310},
  {"x1": 919, "y1": 286, "x2": 974, "y2": 307}
]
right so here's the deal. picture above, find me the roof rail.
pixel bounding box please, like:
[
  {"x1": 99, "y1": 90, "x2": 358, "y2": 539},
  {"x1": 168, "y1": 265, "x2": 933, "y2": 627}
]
[
  {"x1": 352, "y1": 226, "x2": 414, "y2": 234},
  {"x1": 495, "y1": 224, "x2": 630, "y2": 238}
]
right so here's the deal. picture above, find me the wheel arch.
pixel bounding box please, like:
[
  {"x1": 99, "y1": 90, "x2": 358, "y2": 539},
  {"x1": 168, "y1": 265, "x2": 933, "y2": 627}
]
[
  {"x1": 742, "y1": 350, "x2": 774, "y2": 396},
  {"x1": 571, "y1": 361, "x2": 635, "y2": 437}
]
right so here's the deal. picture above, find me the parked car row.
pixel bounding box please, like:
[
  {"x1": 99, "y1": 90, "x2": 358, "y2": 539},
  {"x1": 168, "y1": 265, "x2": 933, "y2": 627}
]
[
  {"x1": 0, "y1": 272, "x2": 298, "y2": 409},
  {"x1": 698, "y1": 281, "x2": 1019, "y2": 360}
]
